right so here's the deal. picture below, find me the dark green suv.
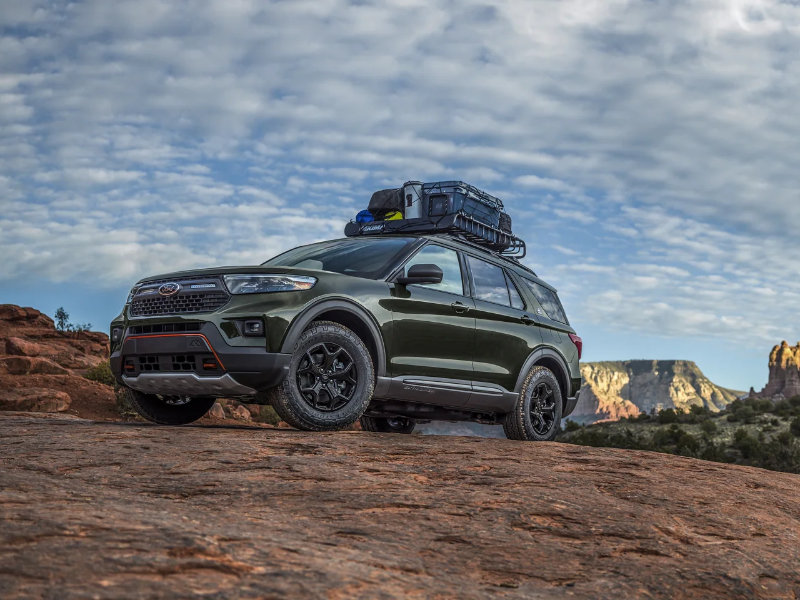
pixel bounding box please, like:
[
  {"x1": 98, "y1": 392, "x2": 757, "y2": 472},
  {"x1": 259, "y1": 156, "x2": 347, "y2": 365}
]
[{"x1": 110, "y1": 234, "x2": 582, "y2": 441}]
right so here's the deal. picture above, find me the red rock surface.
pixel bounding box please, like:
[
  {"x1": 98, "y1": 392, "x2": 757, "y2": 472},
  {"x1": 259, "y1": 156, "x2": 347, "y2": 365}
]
[
  {"x1": 0, "y1": 305, "x2": 118, "y2": 420},
  {"x1": 1, "y1": 413, "x2": 798, "y2": 599}
]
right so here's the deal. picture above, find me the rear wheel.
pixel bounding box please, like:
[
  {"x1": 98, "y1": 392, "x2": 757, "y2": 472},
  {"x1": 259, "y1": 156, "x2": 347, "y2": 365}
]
[
  {"x1": 269, "y1": 321, "x2": 374, "y2": 431},
  {"x1": 124, "y1": 388, "x2": 216, "y2": 425},
  {"x1": 503, "y1": 366, "x2": 563, "y2": 441},
  {"x1": 360, "y1": 415, "x2": 416, "y2": 434}
]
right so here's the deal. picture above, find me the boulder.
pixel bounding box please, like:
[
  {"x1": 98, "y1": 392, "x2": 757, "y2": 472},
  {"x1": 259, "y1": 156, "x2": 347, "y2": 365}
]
[
  {"x1": 208, "y1": 402, "x2": 226, "y2": 420},
  {"x1": 0, "y1": 357, "x2": 70, "y2": 376},
  {"x1": 0, "y1": 389, "x2": 71, "y2": 412},
  {"x1": 231, "y1": 405, "x2": 252, "y2": 421},
  {"x1": 5, "y1": 337, "x2": 45, "y2": 357}
]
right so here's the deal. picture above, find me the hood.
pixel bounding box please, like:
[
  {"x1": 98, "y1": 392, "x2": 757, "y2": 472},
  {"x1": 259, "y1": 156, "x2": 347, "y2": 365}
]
[{"x1": 135, "y1": 265, "x2": 329, "y2": 285}]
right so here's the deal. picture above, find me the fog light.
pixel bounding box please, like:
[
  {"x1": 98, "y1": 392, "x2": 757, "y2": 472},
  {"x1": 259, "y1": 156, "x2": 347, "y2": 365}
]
[
  {"x1": 111, "y1": 328, "x2": 122, "y2": 343},
  {"x1": 243, "y1": 320, "x2": 264, "y2": 337}
]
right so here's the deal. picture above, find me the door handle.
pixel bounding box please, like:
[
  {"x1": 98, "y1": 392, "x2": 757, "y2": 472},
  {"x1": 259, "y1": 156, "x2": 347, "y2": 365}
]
[
  {"x1": 451, "y1": 301, "x2": 470, "y2": 314},
  {"x1": 521, "y1": 314, "x2": 535, "y2": 325}
]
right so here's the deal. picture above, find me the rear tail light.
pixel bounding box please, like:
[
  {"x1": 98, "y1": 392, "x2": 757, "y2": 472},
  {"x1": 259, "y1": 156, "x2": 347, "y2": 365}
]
[{"x1": 568, "y1": 333, "x2": 582, "y2": 360}]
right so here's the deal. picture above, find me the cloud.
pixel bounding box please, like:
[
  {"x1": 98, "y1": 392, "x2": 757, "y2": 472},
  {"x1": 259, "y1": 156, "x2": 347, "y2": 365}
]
[{"x1": 0, "y1": 0, "x2": 799, "y2": 352}]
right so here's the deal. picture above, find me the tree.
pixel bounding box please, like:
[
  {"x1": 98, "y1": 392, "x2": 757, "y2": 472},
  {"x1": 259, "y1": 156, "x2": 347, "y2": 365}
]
[{"x1": 55, "y1": 307, "x2": 70, "y2": 332}]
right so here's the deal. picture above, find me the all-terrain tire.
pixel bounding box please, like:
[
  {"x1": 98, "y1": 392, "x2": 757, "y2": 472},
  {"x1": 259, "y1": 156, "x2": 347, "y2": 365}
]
[
  {"x1": 360, "y1": 416, "x2": 416, "y2": 434},
  {"x1": 269, "y1": 321, "x2": 374, "y2": 431},
  {"x1": 125, "y1": 388, "x2": 216, "y2": 425},
  {"x1": 503, "y1": 366, "x2": 563, "y2": 441}
]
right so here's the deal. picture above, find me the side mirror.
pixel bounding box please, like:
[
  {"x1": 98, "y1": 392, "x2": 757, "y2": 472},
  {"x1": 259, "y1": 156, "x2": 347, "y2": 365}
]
[{"x1": 397, "y1": 264, "x2": 444, "y2": 286}]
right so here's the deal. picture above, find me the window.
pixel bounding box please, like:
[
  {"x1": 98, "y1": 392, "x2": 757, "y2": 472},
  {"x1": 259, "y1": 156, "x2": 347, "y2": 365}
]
[
  {"x1": 467, "y1": 256, "x2": 513, "y2": 306},
  {"x1": 263, "y1": 237, "x2": 417, "y2": 279},
  {"x1": 506, "y1": 272, "x2": 526, "y2": 310},
  {"x1": 403, "y1": 244, "x2": 464, "y2": 295},
  {"x1": 523, "y1": 279, "x2": 568, "y2": 323}
]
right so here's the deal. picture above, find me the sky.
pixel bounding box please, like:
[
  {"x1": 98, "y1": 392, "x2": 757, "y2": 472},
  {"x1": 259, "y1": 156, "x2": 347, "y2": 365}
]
[{"x1": 2, "y1": 0, "x2": 800, "y2": 392}]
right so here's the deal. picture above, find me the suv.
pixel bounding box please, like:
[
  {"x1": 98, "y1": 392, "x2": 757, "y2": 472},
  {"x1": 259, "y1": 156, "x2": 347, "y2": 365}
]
[{"x1": 110, "y1": 234, "x2": 582, "y2": 441}]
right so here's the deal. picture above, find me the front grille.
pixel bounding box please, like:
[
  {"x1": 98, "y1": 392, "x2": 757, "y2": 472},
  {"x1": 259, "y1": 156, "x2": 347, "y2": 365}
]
[
  {"x1": 129, "y1": 278, "x2": 229, "y2": 317},
  {"x1": 128, "y1": 322, "x2": 203, "y2": 335},
  {"x1": 124, "y1": 353, "x2": 222, "y2": 375}
]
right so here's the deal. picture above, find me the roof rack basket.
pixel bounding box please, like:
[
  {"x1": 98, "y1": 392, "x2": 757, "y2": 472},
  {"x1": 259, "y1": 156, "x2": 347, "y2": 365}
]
[{"x1": 344, "y1": 212, "x2": 527, "y2": 259}]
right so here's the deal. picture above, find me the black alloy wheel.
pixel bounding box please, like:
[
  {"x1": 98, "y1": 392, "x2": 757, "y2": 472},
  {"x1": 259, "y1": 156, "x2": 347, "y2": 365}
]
[
  {"x1": 529, "y1": 380, "x2": 557, "y2": 436},
  {"x1": 503, "y1": 365, "x2": 563, "y2": 441},
  {"x1": 296, "y1": 342, "x2": 358, "y2": 412},
  {"x1": 269, "y1": 321, "x2": 374, "y2": 431}
]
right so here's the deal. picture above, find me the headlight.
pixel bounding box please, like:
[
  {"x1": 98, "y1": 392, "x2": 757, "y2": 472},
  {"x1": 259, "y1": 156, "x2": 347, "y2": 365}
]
[
  {"x1": 126, "y1": 287, "x2": 139, "y2": 304},
  {"x1": 223, "y1": 274, "x2": 317, "y2": 295}
]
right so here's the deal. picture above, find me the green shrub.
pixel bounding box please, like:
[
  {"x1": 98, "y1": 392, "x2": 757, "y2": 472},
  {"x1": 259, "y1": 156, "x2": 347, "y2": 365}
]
[
  {"x1": 690, "y1": 405, "x2": 710, "y2": 417},
  {"x1": 733, "y1": 428, "x2": 762, "y2": 460},
  {"x1": 563, "y1": 419, "x2": 582, "y2": 432},
  {"x1": 790, "y1": 417, "x2": 800, "y2": 437},
  {"x1": 658, "y1": 408, "x2": 679, "y2": 424},
  {"x1": 84, "y1": 360, "x2": 115, "y2": 386},
  {"x1": 700, "y1": 419, "x2": 718, "y2": 435},
  {"x1": 747, "y1": 397, "x2": 774, "y2": 414},
  {"x1": 732, "y1": 405, "x2": 757, "y2": 424},
  {"x1": 676, "y1": 432, "x2": 700, "y2": 455}
]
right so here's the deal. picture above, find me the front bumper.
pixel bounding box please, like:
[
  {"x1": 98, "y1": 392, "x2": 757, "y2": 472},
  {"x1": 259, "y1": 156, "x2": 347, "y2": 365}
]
[{"x1": 110, "y1": 322, "x2": 290, "y2": 398}]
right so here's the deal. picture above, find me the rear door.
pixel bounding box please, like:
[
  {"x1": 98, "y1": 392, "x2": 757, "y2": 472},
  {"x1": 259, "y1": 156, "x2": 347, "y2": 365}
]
[
  {"x1": 515, "y1": 276, "x2": 578, "y2": 365},
  {"x1": 466, "y1": 254, "x2": 542, "y2": 392},
  {"x1": 385, "y1": 243, "x2": 476, "y2": 406}
]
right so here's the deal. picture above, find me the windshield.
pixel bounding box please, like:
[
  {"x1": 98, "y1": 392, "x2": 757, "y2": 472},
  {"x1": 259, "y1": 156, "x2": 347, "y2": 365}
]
[{"x1": 263, "y1": 237, "x2": 418, "y2": 279}]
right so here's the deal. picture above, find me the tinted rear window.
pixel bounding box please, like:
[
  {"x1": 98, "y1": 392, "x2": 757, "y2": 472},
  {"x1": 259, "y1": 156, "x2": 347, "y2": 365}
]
[{"x1": 522, "y1": 279, "x2": 568, "y2": 324}]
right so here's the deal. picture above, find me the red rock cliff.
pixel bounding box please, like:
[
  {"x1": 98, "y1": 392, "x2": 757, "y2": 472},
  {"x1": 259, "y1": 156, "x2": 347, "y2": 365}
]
[
  {"x1": 0, "y1": 304, "x2": 117, "y2": 418},
  {"x1": 757, "y1": 340, "x2": 800, "y2": 399}
]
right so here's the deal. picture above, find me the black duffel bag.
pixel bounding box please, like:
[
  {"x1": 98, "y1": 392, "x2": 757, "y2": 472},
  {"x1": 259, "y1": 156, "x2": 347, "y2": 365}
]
[{"x1": 368, "y1": 188, "x2": 403, "y2": 220}]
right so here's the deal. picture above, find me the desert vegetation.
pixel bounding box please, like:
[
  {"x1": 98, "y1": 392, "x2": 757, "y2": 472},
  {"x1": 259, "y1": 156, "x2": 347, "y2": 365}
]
[{"x1": 559, "y1": 396, "x2": 800, "y2": 474}]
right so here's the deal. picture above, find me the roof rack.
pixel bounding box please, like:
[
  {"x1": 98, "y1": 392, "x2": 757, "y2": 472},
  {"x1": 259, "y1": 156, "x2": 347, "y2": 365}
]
[{"x1": 344, "y1": 212, "x2": 527, "y2": 260}]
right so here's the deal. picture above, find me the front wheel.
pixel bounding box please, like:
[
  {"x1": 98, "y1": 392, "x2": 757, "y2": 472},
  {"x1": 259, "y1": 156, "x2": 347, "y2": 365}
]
[
  {"x1": 360, "y1": 415, "x2": 416, "y2": 434},
  {"x1": 503, "y1": 366, "x2": 563, "y2": 441},
  {"x1": 269, "y1": 321, "x2": 374, "y2": 431},
  {"x1": 124, "y1": 388, "x2": 216, "y2": 425}
]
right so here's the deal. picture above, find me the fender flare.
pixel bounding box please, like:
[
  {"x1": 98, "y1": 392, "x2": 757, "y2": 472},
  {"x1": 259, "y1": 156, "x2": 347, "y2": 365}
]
[
  {"x1": 514, "y1": 345, "x2": 571, "y2": 399},
  {"x1": 279, "y1": 298, "x2": 387, "y2": 377}
]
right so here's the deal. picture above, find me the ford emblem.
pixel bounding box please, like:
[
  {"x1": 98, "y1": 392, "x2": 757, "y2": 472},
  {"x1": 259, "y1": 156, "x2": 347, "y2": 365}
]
[{"x1": 158, "y1": 282, "x2": 181, "y2": 297}]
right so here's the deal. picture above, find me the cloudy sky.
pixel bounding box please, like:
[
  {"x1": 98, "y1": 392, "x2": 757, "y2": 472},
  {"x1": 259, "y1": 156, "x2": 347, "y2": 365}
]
[{"x1": 2, "y1": 0, "x2": 799, "y2": 391}]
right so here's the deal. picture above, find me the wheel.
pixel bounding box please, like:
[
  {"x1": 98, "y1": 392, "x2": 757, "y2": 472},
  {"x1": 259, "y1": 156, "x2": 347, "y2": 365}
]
[
  {"x1": 360, "y1": 415, "x2": 416, "y2": 434},
  {"x1": 124, "y1": 388, "x2": 216, "y2": 425},
  {"x1": 269, "y1": 321, "x2": 374, "y2": 431},
  {"x1": 503, "y1": 366, "x2": 563, "y2": 441}
]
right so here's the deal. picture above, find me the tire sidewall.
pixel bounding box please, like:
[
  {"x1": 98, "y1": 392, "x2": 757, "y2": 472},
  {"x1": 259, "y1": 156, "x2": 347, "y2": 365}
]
[
  {"x1": 282, "y1": 322, "x2": 374, "y2": 429},
  {"x1": 126, "y1": 388, "x2": 216, "y2": 425},
  {"x1": 520, "y1": 367, "x2": 563, "y2": 441}
]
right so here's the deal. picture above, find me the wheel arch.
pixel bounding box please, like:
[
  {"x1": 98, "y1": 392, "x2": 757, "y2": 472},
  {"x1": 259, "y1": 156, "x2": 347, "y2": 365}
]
[
  {"x1": 280, "y1": 299, "x2": 387, "y2": 378},
  {"x1": 515, "y1": 346, "x2": 570, "y2": 407}
]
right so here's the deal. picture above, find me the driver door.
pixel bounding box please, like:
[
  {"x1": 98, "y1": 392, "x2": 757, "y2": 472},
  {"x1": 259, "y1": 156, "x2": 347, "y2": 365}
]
[{"x1": 384, "y1": 243, "x2": 476, "y2": 407}]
